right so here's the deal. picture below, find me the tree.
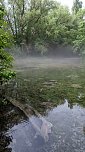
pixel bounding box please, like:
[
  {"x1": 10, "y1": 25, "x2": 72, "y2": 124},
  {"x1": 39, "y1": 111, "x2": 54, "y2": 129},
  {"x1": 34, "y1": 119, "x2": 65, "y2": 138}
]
[
  {"x1": 72, "y1": 0, "x2": 82, "y2": 14},
  {"x1": 5, "y1": 0, "x2": 27, "y2": 44},
  {"x1": 44, "y1": 5, "x2": 73, "y2": 45},
  {"x1": 0, "y1": 4, "x2": 15, "y2": 85},
  {"x1": 24, "y1": 0, "x2": 58, "y2": 54},
  {"x1": 3, "y1": 0, "x2": 85, "y2": 56},
  {"x1": 73, "y1": 9, "x2": 85, "y2": 55}
]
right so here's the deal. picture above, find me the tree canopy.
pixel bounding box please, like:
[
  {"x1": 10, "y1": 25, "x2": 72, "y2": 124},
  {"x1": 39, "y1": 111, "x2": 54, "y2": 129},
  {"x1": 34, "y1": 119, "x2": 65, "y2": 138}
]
[
  {"x1": 72, "y1": 0, "x2": 83, "y2": 14},
  {"x1": 1, "y1": 0, "x2": 85, "y2": 55},
  {"x1": 0, "y1": 4, "x2": 15, "y2": 85}
]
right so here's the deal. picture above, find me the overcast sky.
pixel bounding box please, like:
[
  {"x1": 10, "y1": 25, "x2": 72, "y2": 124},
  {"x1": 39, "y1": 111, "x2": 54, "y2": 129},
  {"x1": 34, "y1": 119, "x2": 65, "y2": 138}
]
[
  {"x1": 5, "y1": 0, "x2": 85, "y2": 10},
  {"x1": 57, "y1": 0, "x2": 85, "y2": 10}
]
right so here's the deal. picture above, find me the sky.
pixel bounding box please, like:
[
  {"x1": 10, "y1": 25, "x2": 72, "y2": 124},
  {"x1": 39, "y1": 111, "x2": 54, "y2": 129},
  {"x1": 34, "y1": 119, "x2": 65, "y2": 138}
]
[
  {"x1": 4, "y1": 0, "x2": 85, "y2": 11},
  {"x1": 57, "y1": 0, "x2": 85, "y2": 10}
]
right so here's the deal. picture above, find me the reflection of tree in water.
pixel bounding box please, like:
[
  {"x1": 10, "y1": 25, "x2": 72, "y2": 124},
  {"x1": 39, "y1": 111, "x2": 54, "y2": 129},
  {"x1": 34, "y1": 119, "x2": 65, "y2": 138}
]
[
  {"x1": 83, "y1": 126, "x2": 85, "y2": 135},
  {"x1": 0, "y1": 133, "x2": 12, "y2": 152},
  {"x1": 68, "y1": 102, "x2": 74, "y2": 109},
  {"x1": 0, "y1": 101, "x2": 26, "y2": 152}
]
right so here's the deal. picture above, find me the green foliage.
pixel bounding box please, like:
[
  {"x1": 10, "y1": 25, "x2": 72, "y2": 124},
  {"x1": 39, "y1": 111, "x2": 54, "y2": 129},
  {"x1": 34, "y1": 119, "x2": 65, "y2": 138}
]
[
  {"x1": 0, "y1": 5, "x2": 15, "y2": 84},
  {"x1": 35, "y1": 39, "x2": 48, "y2": 55},
  {"x1": 72, "y1": 0, "x2": 82, "y2": 14},
  {"x1": 2, "y1": 0, "x2": 85, "y2": 56},
  {"x1": 45, "y1": 5, "x2": 73, "y2": 44},
  {"x1": 73, "y1": 9, "x2": 85, "y2": 55}
]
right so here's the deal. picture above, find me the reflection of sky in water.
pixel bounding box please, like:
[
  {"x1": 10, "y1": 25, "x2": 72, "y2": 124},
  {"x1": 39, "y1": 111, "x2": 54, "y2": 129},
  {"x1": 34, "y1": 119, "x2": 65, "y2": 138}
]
[{"x1": 8, "y1": 101, "x2": 85, "y2": 152}]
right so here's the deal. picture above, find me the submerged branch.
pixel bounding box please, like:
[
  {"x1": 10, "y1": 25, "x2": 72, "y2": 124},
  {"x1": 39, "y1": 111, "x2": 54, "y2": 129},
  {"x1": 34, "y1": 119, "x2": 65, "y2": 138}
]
[
  {"x1": 5, "y1": 97, "x2": 52, "y2": 142},
  {"x1": 5, "y1": 97, "x2": 41, "y2": 118}
]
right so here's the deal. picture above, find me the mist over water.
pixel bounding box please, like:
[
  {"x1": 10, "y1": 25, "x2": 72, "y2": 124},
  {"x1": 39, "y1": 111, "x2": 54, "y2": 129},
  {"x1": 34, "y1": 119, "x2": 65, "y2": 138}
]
[
  {"x1": 13, "y1": 57, "x2": 82, "y2": 71},
  {"x1": 10, "y1": 45, "x2": 82, "y2": 70}
]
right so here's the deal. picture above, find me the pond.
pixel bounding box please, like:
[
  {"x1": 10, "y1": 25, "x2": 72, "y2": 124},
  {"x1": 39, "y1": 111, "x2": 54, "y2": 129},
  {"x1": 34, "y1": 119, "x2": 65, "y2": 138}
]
[{"x1": 0, "y1": 58, "x2": 85, "y2": 152}]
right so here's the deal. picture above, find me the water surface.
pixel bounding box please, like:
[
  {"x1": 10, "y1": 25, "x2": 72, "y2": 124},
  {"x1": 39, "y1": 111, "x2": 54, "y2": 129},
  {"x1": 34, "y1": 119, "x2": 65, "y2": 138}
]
[
  {"x1": 1, "y1": 62, "x2": 85, "y2": 152},
  {"x1": 0, "y1": 100, "x2": 85, "y2": 152}
]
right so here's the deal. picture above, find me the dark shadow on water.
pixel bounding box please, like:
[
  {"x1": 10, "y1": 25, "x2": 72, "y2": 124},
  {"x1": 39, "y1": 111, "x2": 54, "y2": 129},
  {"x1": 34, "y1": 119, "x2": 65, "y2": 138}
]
[{"x1": 0, "y1": 102, "x2": 27, "y2": 152}]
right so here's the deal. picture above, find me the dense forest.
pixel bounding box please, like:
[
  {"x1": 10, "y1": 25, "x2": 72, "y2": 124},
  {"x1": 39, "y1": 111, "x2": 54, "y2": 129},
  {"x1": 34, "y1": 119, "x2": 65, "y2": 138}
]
[
  {"x1": 0, "y1": 0, "x2": 85, "y2": 82},
  {"x1": 1, "y1": 0, "x2": 85, "y2": 55}
]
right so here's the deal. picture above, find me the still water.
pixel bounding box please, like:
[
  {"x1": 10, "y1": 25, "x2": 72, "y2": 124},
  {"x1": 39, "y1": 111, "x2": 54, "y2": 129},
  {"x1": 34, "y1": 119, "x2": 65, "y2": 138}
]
[
  {"x1": 0, "y1": 66, "x2": 85, "y2": 152},
  {"x1": 0, "y1": 100, "x2": 85, "y2": 152}
]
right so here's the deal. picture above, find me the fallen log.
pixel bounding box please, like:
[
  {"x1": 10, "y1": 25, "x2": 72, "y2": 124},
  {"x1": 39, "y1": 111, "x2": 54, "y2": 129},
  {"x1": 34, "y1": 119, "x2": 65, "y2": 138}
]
[
  {"x1": 5, "y1": 97, "x2": 53, "y2": 142},
  {"x1": 6, "y1": 97, "x2": 41, "y2": 117}
]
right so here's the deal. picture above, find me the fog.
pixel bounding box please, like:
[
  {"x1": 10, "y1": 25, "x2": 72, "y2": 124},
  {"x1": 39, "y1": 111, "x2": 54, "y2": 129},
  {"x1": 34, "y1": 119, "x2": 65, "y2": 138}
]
[
  {"x1": 11, "y1": 45, "x2": 82, "y2": 69},
  {"x1": 13, "y1": 57, "x2": 82, "y2": 70}
]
